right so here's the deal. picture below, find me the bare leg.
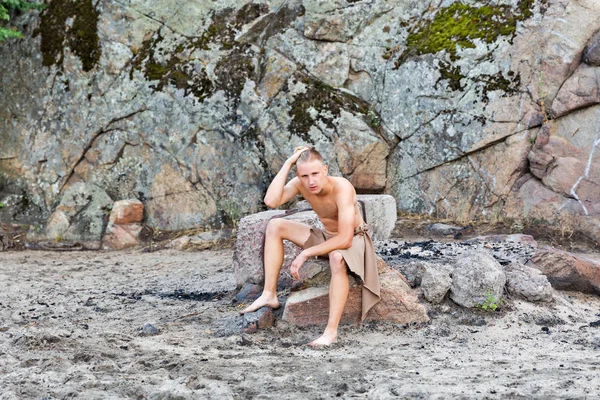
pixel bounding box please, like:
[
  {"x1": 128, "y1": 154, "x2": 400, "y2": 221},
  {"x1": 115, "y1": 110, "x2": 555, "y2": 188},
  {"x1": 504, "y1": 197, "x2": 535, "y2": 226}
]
[
  {"x1": 309, "y1": 251, "x2": 349, "y2": 347},
  {"x1": 240, "y1": 218, "x2": 311, "y2": 314}
]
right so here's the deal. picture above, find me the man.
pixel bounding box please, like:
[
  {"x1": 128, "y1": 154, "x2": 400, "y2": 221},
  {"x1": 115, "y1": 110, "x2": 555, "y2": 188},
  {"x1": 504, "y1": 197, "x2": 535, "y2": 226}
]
[{"x1": 240, "y1": 146, "x2": 381, "y2": 346}]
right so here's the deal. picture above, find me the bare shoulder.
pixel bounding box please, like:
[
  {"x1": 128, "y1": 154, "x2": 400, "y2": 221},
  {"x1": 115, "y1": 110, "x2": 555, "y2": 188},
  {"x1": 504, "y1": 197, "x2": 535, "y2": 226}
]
[{"x1": 331, "y1": 177, "x2": 356, "y2": 197}]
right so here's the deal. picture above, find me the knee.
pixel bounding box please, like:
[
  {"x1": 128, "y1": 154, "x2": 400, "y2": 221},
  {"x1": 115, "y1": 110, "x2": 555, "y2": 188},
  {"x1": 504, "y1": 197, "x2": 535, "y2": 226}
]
[
  {"x1": 329, "y1": 251, "x2": 346, "y2": 275},
  {"x1": 265, "y1": 218, "x2": 283, "y2": 237}
]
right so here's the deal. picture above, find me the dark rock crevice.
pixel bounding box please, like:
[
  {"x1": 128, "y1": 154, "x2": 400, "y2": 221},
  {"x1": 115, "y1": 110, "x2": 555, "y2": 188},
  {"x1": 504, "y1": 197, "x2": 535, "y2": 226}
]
[{"x1": 59, "y1": 107, "x2": 148, "y2": 193}]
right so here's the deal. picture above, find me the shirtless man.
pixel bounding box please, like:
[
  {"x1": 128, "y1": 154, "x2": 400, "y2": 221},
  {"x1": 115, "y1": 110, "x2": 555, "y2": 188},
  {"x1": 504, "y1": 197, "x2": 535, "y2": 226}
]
[{"x1": 240, "y1": 146, "x2": 380, "y2": 346}]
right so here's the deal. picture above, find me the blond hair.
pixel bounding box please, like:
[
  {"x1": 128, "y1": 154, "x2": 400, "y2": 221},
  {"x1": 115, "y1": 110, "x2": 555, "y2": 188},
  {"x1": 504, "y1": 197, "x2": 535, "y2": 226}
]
[{"x1": 295, "y1": 146, "x2": 324, "y2": 165}]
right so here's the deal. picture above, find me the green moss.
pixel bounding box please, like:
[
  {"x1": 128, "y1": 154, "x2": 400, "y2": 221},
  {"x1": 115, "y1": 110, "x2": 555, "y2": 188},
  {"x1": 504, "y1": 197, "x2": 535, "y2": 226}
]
[
  {"x1": 397, "y1": 0, "x2": 539, "y2": 66},
  {"x1": 36, "y1": 0, "x2": 100, "y2": 72},
  {"x1": 288, "y1": 74, "x2": 370, "y2": 141}
]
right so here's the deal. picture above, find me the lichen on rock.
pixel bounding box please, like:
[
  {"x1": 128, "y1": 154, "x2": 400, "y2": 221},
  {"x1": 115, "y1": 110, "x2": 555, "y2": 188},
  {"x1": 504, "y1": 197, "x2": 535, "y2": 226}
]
[
  {"x1": 129, "y1": 4, "x2": 268, "y2": 103},
  {"x1": 287, "y1": 73, "x2": 370, "y2": 140}
]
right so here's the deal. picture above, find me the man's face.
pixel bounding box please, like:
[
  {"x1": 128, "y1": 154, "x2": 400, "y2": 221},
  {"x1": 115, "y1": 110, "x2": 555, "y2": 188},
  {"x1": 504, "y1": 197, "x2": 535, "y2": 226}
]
[{"x1": 296, "y1": 159, "x2": 328, "y2": 194}]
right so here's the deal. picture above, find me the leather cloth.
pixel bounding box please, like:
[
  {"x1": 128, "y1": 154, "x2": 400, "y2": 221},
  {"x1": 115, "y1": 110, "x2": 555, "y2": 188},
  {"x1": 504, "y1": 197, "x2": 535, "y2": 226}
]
[{"x1": 303, "y1": 223, "x2": 381, "y2": 320}]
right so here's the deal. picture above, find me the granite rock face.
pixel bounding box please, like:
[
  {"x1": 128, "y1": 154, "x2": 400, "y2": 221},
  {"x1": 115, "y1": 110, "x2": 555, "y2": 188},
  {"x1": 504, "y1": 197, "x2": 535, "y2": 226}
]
[{"x1": 0, "y1": 0, "x2": 599, "y2": 241}]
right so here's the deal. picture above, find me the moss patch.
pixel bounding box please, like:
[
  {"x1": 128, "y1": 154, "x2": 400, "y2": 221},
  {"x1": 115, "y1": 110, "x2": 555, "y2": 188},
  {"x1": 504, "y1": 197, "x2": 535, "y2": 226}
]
[
  {"x1": 397, "y1": 0, "x2": 539, "y2": 66},
  {"x1": 288, "y1": 74, "x2": 370, "y2": 141},
  {"x1": 36, "y1": 0, "x2": 100, "y2": 72},
  {"x1": 130, "y1": 4, "x2": 269, "y2": 102}
]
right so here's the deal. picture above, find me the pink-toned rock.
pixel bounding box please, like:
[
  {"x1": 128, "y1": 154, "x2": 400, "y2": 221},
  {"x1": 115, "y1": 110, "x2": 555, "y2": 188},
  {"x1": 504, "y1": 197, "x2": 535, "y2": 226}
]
[
  {"x1": 282, "y1": 265, "x2": 429, "y2": 327},
  {"x1": 243, "y1": 307, "x2": 275, "y2": 333},
  {"x1": 102, "y1": 223, "x2": 143, "y2": 250},
  {"x1": 551, "y1": 64, "x2": 600, "y2": 118},
  {"x1": 109, "y1": 199, "x2": 144, "y2": 224},
  {"x1": 527, "y1": 127, "x2": 600, "y2": 205},
  {"x1": 529, "y1": 247, "x2": 600, "y2": 294},
  {"x1": 232, "y1": 209, "x2": 322, "y2": 288}
]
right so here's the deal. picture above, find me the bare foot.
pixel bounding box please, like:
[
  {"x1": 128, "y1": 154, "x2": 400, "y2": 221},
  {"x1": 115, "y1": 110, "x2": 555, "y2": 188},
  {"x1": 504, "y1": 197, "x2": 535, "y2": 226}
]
[
  {"x1": 307, "y1": 331, "x2": 337, "y2": 347},
  {"x1": 239, "y1": 293, "x2": 280, "y2": 314}
]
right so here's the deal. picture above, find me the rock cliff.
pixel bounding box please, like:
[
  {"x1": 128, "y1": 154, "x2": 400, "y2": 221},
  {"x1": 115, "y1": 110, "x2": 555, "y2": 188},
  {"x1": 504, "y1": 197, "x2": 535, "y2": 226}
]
[{"x1": 0, "y1": 0, "x2": 599, "y2": 240}]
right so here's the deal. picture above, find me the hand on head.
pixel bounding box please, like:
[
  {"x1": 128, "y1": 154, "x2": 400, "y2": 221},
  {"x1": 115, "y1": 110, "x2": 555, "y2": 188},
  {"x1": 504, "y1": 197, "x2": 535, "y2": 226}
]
[{"x1": 288, "y1": 145, "x2": 311, "y2": 165}]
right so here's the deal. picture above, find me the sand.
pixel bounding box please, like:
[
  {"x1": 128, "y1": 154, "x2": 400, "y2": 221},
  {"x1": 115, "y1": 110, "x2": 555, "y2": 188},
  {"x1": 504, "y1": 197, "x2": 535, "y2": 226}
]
[{"x1": 1, "y1": 247, "x2": 600, "y2": 399}]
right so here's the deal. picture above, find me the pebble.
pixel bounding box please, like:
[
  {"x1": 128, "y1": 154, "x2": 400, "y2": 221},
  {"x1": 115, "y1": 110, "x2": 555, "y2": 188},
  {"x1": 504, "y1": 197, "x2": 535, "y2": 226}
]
[{"x1": 140, "y1": 323, "x2": 159, "y2": 336}]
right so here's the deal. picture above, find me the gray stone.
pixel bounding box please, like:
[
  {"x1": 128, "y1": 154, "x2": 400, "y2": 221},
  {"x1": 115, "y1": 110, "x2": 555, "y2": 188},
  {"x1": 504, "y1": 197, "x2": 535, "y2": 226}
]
[
  {"x1": 506, "y1": 264, "x2": 553, "y2": 302},
  {"x1": 140, "y1": 323, "x2": 159, "y2": 336},
  {"x1": 424, "y1": 223, "x2": 464, "y2": 237},
  {"x1": 0, "y1": 194, "x2": 44, "y2": 225},
  {"x1": 235, "y1": 283, "x2": 263, "y2": 303},
  {"x1": 298, "y1": 194, "x2": 397, "y2": 241},
  {"x1": 421, "y1": 267, "x2": 452, "y2": 304},
  {"x1": 166, "y1": 235, "x2": 191, "y2": 250},
  {"x1": 583, "y1": 29, "x2": 600, "y2": 66},
  {"x1": 450, "y1": 251, "x2": 506, "y2": 308}
]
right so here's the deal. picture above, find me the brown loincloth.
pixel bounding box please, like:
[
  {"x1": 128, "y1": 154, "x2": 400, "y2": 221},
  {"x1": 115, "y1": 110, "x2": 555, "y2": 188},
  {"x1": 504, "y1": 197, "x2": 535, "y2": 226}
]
[{"x1": 303, "y1": 223, "x2": 381, "y2": 321}]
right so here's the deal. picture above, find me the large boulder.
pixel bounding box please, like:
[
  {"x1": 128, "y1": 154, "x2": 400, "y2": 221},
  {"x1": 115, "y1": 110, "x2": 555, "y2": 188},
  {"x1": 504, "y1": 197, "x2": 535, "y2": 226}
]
[
  {"x1": 233, "y1": 210, "x2": 322, "y2": 288},
  {"x1": 449, "y1": 251, "x2": 506, "y2": 308},
  {"x1": 529, "y1": 247, "x2": 600, "y2": 294}
]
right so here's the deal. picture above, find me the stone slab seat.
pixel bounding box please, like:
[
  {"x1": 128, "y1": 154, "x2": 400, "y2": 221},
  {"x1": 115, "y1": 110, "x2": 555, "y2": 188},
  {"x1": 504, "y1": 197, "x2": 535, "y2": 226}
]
[{"x1": 282, "y1": 258, "x2": 429, "y2": 326}]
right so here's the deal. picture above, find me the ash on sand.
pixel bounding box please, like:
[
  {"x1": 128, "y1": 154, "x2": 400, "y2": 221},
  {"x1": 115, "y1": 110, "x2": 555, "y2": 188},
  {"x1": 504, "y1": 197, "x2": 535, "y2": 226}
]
[{"x1": 1, "y1": 247, "x2": 600, "y2": 399}]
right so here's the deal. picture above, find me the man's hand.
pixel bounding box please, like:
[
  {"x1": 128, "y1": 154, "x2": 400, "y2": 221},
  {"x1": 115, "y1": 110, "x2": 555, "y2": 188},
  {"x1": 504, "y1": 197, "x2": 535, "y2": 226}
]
[
  {"x1": 290, "y1": 251, "x2": 309, "y2": 280},
  {"x1": 286, "y1": 146, "x2": 310, "y2": 166}
]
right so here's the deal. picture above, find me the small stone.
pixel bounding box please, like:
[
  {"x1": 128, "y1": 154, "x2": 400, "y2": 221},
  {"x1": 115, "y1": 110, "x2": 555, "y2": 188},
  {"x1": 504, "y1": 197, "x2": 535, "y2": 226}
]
[
  {"x1": 235, "y1": 283, "x2": 263, "y2": 303},
  {"x1": 242, "y1": 307, "x2": 275, "y2": 332},
  {"x1": 167, "y1": 235, "x2": 191, "y2": 250},
  {"x1": 140, "y1": 323, "x2": 159, "y2": 336},
  {"x1": 421, "y1": 266, "x2": 452, "y2": 304}
]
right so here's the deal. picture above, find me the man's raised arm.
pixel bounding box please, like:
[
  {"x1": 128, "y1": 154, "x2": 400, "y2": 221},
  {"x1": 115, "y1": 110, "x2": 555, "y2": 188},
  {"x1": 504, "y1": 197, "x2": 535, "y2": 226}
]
[{"x1": 263, "y1": 147, "x2": 309, "y2": 208}]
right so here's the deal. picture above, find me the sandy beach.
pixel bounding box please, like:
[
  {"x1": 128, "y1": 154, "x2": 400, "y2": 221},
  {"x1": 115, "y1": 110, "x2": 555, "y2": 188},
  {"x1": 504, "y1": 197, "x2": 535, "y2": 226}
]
[{"x1": 1, "y1": 246, "x2": 599, "y2": 399}]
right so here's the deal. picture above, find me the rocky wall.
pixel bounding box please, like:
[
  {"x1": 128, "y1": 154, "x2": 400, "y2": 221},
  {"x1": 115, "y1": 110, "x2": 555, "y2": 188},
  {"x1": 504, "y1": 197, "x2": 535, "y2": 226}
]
[{"x1": 0, "y1": 0, "x2": 599, "y2": 239}]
